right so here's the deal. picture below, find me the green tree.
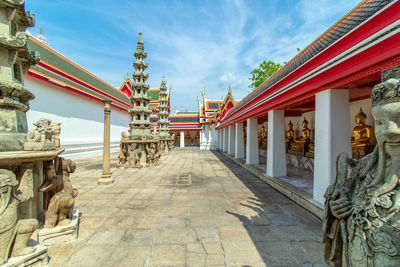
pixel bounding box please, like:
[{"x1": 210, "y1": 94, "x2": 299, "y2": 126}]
[{"x1": 248, "y1": 60, "x2": 282, "y2": 89}]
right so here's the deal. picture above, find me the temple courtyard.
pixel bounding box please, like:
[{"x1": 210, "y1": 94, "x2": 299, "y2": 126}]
[{"x1": 47, "y1": 148, "x2": 324, "y2": 266}]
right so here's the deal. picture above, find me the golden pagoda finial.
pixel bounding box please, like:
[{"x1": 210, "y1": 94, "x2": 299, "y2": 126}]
[
  {"x1": 228, "y1": 84, "x2": 231, "y2": 93},
  {"x1": 40, "y1": 27, "x2": 43, "y2": 35}
]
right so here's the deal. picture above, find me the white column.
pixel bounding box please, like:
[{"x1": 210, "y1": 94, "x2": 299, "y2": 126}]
[
  {"x1": 314, "y1": 89, "x2": 351, "y2": 203},
  {"x1": 220, "y1": 129, "x2": 223, "y2": 150},
  {"x1": 210, "y1": 124, "x2": 217, "y2": 150},
  {"x1": 266, "y1": 110, "x2": 287, "y2": 177},
  {"x1": 228, "y1": 125, "x2": 235, "y2": 155},
  {"x1": 246, "y1": 118, "x2": 259, "y2": 165},
  {"x1": 223, "y1": 127, "x2": 228, "y2": 152},
  {"x1": 180, "y1": 131, "x2": 185, "y2": 148},
  {"x1": 235, "y1": 122, "x2": 244, "y2": 159}
]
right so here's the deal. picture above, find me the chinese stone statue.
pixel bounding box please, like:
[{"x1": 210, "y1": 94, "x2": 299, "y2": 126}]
[
  {"x1": 323, "y1": 67, "x2": 400, "y2": 267},
  {"x1": 39, "y1": 157, "x2": 78, "y2": 228},
  {"x1": 0, "y1": 168, "x2": 38, "y2": 265},
  {"x1": 24, "y1": 118, "x2": 56, "y2": 151},
  {"x1": 128, "y1": 143, "x2": 141, "y2": 167},
  {"x1": 146, "y1": 143, "x2": 156, "y2": 164},
  {"x1": 351, "y1": 108, "x2": 374, "y2": 159}
]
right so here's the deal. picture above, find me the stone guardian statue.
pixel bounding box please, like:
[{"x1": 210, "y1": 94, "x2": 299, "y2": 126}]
[
  {"x1": 323, "y1": 67, "x2": 400, "y2": 267},
  {"x1": 0, "y1": 168, "x2": 38, "y2": 265}
]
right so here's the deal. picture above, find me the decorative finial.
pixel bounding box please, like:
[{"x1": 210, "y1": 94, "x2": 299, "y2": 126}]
[
  {"x1": 40, "y1": 27, "x2": 43, "y2": 35},
  {"x1": 228, "y1": 84, "x2": 231, "y2": 93}
]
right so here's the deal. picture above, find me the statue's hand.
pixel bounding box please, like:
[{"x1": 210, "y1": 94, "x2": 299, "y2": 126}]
[{"x1": 329, "y1": 191, "x2": 353, "y2": 219}]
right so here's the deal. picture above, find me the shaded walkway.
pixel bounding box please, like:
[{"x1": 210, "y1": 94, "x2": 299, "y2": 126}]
[{"x1": 48, "y1": 148, "x2": 325, "y2": 266}]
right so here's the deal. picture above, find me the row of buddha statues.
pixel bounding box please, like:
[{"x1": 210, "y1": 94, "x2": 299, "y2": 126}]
[
  {"x1": 173, "y1": 132, "x2": 200, "y2": 145},
  {"x1": 285, "y1": 108, "x2": 374, "y2": 159}
]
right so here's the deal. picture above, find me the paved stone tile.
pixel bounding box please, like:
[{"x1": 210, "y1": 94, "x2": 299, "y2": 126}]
[{"x1": 48, "y1": 148, "x2": 325, "y2": 266}]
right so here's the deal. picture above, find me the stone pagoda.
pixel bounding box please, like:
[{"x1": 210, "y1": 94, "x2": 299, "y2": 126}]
[
  {"x1": 0, "y1": 0, "x2": 38, "y2": 151},
  {"x1": 0, "y1": 1, "x2": 80, "y2": 266},
  {"x1": 157, "y1": 78, "x2": 174, "y2": 151},
  {"x1": 118, "y1": 33, "x2": 161, "y2": 167},
  {"x1": 129, "y1": 32, "x2": 152, "y2": 140}
]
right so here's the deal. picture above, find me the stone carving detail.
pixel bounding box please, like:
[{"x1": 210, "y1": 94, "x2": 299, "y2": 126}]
[
  {"x1": 0, "y1": 168, "x2": 38, "y2": 265},
  {"x1": 146, "y1": 143, "x2": 156, "y2": 164},
  {"x1": 127, "y1": 143, "x2": 141, "y2": 167},
  {"x1": 323, "y1": 66, "x2": 400, "y2": 267},
  {"x1": 51, "y1": 122, "x2": 61, "y2": 148},
  {"x1": 24, "y1": 118, "x2": 56, "y2": 151},
  {"x1": 39, "y1": 157, "x2": 78, "y2": 228}
]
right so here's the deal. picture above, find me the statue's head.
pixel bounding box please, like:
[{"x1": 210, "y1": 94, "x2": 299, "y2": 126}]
[
  {"x1": 302, "y1": 118, "x2": 308, "y2": 128},
  {"x1": 288, "y1": 120, "x2": 293, "y2": 130},
  {"x1": 371, "y1": 73, "x2": 400, "y2": 157},
  {"x1": 0, "y1": 169, "x2": 17, "y2": 195},
  {"x1": 33, "y1": 118, "x2": 53, "y2": 132},
  {"x1": 355, "y1": 108, "x2": 367, "y2": 125}
]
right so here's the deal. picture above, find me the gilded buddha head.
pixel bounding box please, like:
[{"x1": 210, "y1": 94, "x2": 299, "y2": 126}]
[
  {"x1": 302, "y1": 118, "x2": 308, "y2": 129},
  {"x1": 288, "y1": 120, "x2": 293, "y2": 130},
  {"x1": 355, "y1": 108, "x2": 367, "y2": 125}
]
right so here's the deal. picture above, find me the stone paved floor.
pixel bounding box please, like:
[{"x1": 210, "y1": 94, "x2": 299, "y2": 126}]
[{"x1": 48, "y1": 148, "x2": 325, "y2": 267}]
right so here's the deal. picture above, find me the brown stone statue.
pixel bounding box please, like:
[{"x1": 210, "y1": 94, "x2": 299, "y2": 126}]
[
  {"x1": 323, "y1": 67, "x2": 400, "y2": 267},
  {"x1": 39, "y1": 157, "x2": 78, "y2": 228},
  {"x1": 154, "y1": 143, "x2": 161, "y2": 163},
  {"x1": 128, "y1": 143, "x2": 141, "y2": 167},
  {"x1": 146, "y1": 143, "x2": 156, "y2": 164},
  {"x1": 351, "y1": 108, "x2": 373, "y2": 159},
  {"x1": 0, "y1": 168, "x2": 38, "y2": 264},
  {"x1": 121, "y1": 131, "x2": 129, "y2": 141},
  {"x1": 118, "y1": 144, "x2": 126, "y2": 165}
]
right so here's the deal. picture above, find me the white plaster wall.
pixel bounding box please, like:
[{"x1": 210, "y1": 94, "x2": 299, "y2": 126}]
[{"x1": 25, "y1": 76, "x2": 131, "y2": 158}]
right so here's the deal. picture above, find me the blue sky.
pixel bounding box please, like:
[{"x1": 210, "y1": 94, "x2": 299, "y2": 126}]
[{"x1": 26, "y1": 0, "x2": 360, "y2": 112}]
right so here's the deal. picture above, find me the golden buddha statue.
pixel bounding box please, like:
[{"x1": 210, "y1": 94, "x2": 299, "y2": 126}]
[
  {"x1": 185, "y1": 132, "x2": 192, "y2": 145},
  {"x1": 194, "y1": 131, "x2": 200, "y2": 145},
  {"x1": 285, "y1": 121, "x2": 295, "y2": 152},
  {"x1": 296, "y1": 117, "x2": 311, "y2": 142},
  {"x1": 259, "y1": 126, "x2": 267, "y2": 149},
  {"x1": 285, "y1": 121, "x2": 295, "y2": 142},
  {"x1": 288, "y1": 118, "x2": 313, "y2": 157},
  {"x1": 351, "y1": 108, "x2": 373, "y2": 159}
]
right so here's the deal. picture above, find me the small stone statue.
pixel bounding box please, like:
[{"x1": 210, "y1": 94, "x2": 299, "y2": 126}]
[
  {"x1": 39, "y1": 158, "x2": 78, "y2": 228},
  {"x1": 323, "y1": 67, "x2": 400, "y2": 267},
  {"x1": 51, "y1": 122, "x2": 61, "y2": 148},
  {"x1": 128, "y1": 143, "x2": 141, "y2": 167},
  {"x1": 118, "y1": 144, "x2": 126, "y2": 165},
  {"x1": 154, "y1": 143, "x2": 161, "y2": 163},
  {"x1": 0, "y1": 168, "x2": 38, "y2": 265},
  {"x1": 24, "y1": 118, "x2": 56, "y2": 151},
  {"x1": 146, "y1": 143, "x2": 156, "y2": 164},
  {"x1": 121, "y1": 131, "x2": 129, "y2": 141}
]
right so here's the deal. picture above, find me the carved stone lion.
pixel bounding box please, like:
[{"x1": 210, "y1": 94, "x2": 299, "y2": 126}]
[{"x1": 24, "y1": 118, "x2": 56, "y2": 151}]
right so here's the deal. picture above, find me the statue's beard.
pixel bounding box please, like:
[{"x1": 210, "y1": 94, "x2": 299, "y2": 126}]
[{"x1": 0, "y1": 187, "x2": 11, "y2": 216}]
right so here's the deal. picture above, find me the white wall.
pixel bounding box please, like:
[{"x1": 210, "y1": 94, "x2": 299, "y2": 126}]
[{"x1": 25, "y1": 76, "x2": 131, "y2": 159}]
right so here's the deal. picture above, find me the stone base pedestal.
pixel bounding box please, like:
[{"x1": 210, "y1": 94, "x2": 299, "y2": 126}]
[
  {"x1": 38, "y1": 209, "x2": 80, "y2": 246},
  {"x1": 24, "y1": 142, "x2": 56, "y2": 151},
  {"x1": 3, "y1": 244, "x2": 48, "y2": 267},
  {"x1": 286, "y1": 154, "x2": 314, "y2": 172},
  {"x1": 97, "y1": 176, "x2": 114, "y2": 185}
]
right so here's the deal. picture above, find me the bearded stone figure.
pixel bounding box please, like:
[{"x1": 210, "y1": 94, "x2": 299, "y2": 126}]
[
  {"x1": 323, "y1": 66, "x2": 400, "y2": 267},
  {"x1": 0, "y1": 168, "x2": 38, "y2": 265}
]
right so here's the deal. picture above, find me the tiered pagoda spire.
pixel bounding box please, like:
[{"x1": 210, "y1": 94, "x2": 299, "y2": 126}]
[
  {"x1": 129, "y1": 33, "x2": 152, "y2": 140},
  {"x1": 0, "y1": 0, "x2": 39, "y2": 151},
  {"x1": 158, "y1": 77, "x2": 170, "y2": 138}
]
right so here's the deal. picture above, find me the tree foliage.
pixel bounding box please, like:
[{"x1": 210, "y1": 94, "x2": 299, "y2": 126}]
[{"x1": 248, "y1": 60, "x2": 282, "y2": 89}]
